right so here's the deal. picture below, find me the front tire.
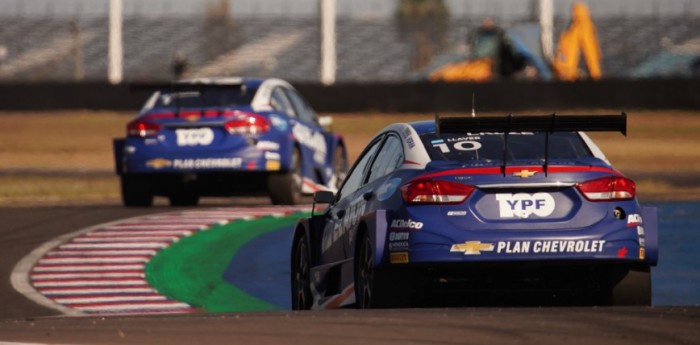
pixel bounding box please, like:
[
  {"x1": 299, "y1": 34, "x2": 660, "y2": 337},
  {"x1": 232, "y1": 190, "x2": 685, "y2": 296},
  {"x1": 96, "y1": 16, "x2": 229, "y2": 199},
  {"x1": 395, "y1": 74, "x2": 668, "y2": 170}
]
[
  {"x1": 354, "y1": 232, "x2": 375, "y2": 309},
  {"x1": 291, "y1": 234, "x2": 313, "y2": 310},
  {"x1": 121, "y1": 175, "x2": 153, "y2": 207},
  {"x1": 268, "y1": 148, "x2": 302, "y2": 205}
]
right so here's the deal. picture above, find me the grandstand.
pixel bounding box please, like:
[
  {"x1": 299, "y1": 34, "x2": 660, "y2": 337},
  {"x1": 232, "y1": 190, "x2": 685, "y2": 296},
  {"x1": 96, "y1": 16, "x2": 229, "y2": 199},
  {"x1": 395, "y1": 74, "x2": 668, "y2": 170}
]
[{"x1": 0, "y1": 7, "x2": 698, "y2": 82}]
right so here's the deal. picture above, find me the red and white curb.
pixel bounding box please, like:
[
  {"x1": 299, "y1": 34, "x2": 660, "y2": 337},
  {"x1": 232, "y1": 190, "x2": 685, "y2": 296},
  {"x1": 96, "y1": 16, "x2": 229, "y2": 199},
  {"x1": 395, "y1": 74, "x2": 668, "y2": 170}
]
[{"x1": 11, "y1": 206, "x2": 308, "y2": 316}]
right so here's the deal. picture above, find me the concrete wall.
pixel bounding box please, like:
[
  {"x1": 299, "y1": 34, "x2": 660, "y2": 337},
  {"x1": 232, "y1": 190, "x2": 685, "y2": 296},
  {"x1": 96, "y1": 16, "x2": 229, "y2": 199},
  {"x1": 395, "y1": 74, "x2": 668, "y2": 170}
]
[{"x1": 1, "y1": 79, "x2": 698, "y2": 112}]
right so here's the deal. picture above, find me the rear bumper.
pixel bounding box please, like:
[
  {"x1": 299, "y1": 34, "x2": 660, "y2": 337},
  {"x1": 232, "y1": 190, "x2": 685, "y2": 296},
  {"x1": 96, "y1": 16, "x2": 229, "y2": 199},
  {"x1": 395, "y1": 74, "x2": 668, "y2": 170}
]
[
  {"x1": 377, "y1": 260, "x2": 649, "y2": 306},
  {"x1": 114, "y1": 141, "x2": 283, "y2": 175}
]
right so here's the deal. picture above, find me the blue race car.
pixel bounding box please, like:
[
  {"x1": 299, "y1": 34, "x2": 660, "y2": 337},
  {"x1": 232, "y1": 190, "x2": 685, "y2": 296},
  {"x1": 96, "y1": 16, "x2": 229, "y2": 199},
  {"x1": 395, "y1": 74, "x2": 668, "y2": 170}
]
[
  {"x1": 113, "y1": 77, "x2": 347, "y2": 206},
  {"x1": 291, "y1": 113, "x2": 658, "y2": 309}
]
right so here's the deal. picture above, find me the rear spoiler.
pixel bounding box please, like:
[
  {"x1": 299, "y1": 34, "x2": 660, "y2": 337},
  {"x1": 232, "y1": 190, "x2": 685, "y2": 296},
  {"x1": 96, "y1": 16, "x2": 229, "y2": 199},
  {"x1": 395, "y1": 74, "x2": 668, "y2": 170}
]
[
  {"x1": 436, "y1": 113, "x2": 627, "y2": 136},
  {"x1": 129, "y1": 80, "x2": 245, "y2": 93},
  {"x1": 435, "y1": 113, "x2": 627, "y2": 176},
  {"x1": 129, "y1": 80, "x2": 247, "y2": 116}
]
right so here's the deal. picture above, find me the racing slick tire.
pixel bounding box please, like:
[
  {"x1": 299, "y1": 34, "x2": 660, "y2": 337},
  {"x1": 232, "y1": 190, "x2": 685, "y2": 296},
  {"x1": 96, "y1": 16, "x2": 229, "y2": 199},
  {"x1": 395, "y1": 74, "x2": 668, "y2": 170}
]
[
  {"x1": 354, "y1": 230, "x2": 411, "y2": 308},
  {"x1": 291, "y1": 233, "x2": 313, "y2": 310},
  {"x1": 610, "y1": 266, "x2": 652, "y2": 306},
  {"x1": 121, "y1": 175, "x2": 154, "y2": 207},
  {"x1": 268, "y1": 148, "x2": 302, "y2": 205}
]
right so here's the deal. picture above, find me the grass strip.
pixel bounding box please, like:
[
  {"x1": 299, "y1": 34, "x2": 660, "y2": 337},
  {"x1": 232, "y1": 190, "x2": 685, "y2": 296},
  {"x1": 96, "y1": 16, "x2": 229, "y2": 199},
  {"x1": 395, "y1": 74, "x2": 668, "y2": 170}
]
[{"x1": 145, "y1": 212, "x2": 308, "y2": 312}]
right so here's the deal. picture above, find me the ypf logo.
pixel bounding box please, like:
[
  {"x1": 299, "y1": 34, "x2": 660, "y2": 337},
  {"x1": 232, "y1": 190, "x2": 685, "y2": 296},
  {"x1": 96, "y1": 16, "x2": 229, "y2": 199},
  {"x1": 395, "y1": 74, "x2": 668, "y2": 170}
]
[
  {"x1": 495, "y1": 193, "x2": 555, "y2": 218},
  {"x1": 176, "y1": 128, "x2": 214, "y2": 146}
]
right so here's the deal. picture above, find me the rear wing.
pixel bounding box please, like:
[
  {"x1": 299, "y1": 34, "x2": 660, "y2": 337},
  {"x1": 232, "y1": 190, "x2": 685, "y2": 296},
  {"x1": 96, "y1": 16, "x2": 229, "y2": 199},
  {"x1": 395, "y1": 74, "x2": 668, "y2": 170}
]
[
  {"x1": 129, "y1": 79, "x2": 247, "y2": 115},
  {"x1": 435, "y1": 113, "x2": 627, "y2": 175},
  {"x1": 436, "y1": 113, "x2": 626, "y2": 136},
  {"x1": 129, "y1": 79, "x2": 245, "y2": 93}
]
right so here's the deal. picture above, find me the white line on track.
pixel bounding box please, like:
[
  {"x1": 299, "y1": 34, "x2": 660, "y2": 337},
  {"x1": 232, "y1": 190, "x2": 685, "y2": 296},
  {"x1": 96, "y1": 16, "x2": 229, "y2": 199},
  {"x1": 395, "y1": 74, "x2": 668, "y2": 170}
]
[{"x1": 12, "y1": 206, "x2": 308, "y2": 316}]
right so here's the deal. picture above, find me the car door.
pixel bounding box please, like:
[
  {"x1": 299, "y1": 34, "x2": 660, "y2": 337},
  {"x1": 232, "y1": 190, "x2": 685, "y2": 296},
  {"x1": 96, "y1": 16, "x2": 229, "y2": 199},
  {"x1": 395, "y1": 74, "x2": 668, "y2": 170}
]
[
  {"x1": 341, "y1": 133, "x2": 405, "y2": 255},
  {"x1": 320, "y1": 136, "x2": 383, "y2": 264},
  {"x1": 285, "y1": 88, "x2": 328, "y2": 173}
]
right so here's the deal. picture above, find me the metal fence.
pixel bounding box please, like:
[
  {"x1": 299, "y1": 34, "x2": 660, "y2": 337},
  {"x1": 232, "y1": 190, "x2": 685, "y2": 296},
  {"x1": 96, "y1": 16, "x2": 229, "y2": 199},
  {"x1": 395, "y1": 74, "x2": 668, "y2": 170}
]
[{"x1": 0, "y1": 0, "x2": 698, "y2": 83}]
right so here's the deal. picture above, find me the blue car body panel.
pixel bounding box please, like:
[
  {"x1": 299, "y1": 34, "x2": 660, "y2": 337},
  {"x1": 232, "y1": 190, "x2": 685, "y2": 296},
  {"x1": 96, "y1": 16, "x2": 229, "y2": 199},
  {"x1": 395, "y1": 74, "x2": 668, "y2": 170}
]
[
  {"x1": 114, "y1": 78, "x2": 345, "y2": 203},
  {"x1": 293, "y1": 114, "x2": 658, "y2": 309}
]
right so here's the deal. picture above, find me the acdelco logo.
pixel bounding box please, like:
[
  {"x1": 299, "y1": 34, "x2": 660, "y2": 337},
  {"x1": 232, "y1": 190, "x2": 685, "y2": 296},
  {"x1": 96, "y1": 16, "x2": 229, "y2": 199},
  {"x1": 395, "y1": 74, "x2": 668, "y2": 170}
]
[
  {"x1": 390, "y1": 219, "x2": 424, "y2": 230},
  {"x1": 495, "y1": 193, "x2": 555, "y2": 218},
  {"x1": 176, "y1": 128, "x2": 214, "y2": 146}
]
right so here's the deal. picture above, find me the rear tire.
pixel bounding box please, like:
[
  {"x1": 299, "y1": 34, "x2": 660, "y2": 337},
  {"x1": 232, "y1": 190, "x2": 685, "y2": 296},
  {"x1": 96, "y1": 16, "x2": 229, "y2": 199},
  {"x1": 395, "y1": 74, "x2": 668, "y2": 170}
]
[
  {"x1": 291, "y1": 234, "x2": 313, "y2": 310},
  {"x1": 121, "y1": 175, "x2": 153, "y2": 207},
  {"x1": 354, "y1": 232, "x2": 375, "y2": 309},
  {"x1": 268, "y1": 148, "x2": 302, "y2": 205},
  {"x1": 611, "y1": 267, "x2": 652, "y2": 306}
]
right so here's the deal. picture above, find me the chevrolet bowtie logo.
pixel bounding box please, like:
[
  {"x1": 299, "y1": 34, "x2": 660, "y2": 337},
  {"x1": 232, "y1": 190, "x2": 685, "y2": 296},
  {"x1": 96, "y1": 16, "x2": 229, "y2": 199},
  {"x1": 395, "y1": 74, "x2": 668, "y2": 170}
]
[
  {"x1": 513, "y1": 169, "x2": 537, "y2": 178},
  {"x1": 450, "y1": 241, "x2": 495, "y2": 255},
  {"x1": 146, "y1": 158, "x2": 172, "y2": 169}
]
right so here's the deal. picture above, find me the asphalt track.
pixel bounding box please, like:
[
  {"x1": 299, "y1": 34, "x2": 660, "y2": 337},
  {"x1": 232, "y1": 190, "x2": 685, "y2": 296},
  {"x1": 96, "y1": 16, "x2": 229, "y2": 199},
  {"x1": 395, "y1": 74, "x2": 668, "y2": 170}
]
[{"x1": 1, "y1": 204, "x2": 699, "y2": 345}]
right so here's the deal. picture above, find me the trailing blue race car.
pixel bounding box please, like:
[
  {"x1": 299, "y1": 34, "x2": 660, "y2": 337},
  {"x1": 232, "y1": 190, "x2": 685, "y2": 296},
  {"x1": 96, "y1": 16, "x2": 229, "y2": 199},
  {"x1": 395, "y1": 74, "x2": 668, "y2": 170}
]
[
  {"x1": 291, "y1": 113, "x2": 658, "y2": 309},
  {"x1": 113, "y1": 77, "x2": 347, "y2": 206}
]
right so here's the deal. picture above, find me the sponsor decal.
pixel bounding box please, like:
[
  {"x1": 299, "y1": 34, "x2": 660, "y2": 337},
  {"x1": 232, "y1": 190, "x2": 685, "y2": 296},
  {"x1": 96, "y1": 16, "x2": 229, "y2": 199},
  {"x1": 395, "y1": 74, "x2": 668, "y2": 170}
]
[
  {"x1": 257, "y1": 141, "x2": 281, "y2": 151},
  {"x1": 377, "y1": 178, "x2": 401, "y2": 201},
  {"x1": 406, "y1": 136, "x2": 416, "y2": 149},
  {"x1": 617, "y1": 247, "x2": 628, "y2": 258},
  {"x1": 146, "y1": 158, "x2": 172, "y2": 169},
  {"x1": 447, "y1": 210, "x2": 467, "y2": 216},
  {"x1": 183, "y1": 114, "x2": 200, "y2": 122},
  {"x1": 266, "y1": 160, "x2": 281, "y2": 171},
  {"x1": 292, "y1": 123, "x2": 327, "y2": 164},
  {"x1": 637, "y1": 226, "x2": 645, "y2": 236},
  {"x1": 639, "y1": 238, "x2": 646, "y2": 246},
  {"x1": 451, "y1": 241, "x2": 495, "y2": 255},
  {"x1": 172, "y1": 158, "x2": 242, "y2": 169},
  {"x1": 495, "y1": 193, "x2": 555, "y2": 218},
  {"x1": 390, "y1": 219, "x2": 424, "y2": 230},
  {"x1": 389, "y1": 241, "x2": 409, "y2": 251},
  {"x1": 451, "y1": 240, "x2": 606, "y2": 255},
  {"x1": 264, "y1": 151, "x2": 281, "y2": 160},
  {"x1": 639, "y1": 247, "x2": 645, "y2": 260},
  {"x1": 513, "y1": 169, "x2": 537, "y2": 178},
  {"x1": 389, "y1": 232, "x2": 409, "y2": 241},
  {"x1": 322, "y1": 197, "x2": 367, "y2": 253},
  {"x1": 390, "y1": 252, "x2": 409, "y2": 264},
  {"x1": 269, "y1": 115, "x2": 288, "y2": 131},
  {"x1": 175, "y1": 128, "x2": 214, "y2": 146},
  {"x1": 432, "y1": 139, "x2": 482, "y2": 154},
  {"x1": 627, "y1": 214, "x2": 643, "y2": 227}
]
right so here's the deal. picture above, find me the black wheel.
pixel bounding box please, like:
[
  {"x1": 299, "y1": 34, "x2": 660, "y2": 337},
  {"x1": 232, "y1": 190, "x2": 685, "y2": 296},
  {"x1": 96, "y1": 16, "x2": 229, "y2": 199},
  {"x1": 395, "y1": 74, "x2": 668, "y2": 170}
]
[
  {"x1": 121, "y1": 175, "x2": 153, "y2": 207},
  {"x1": 291, "y1": 234, "x2": 313, "y2": 310},
  {"x1": 611, "y1": 267, "x2": 652, "y2": 306},
  {"x1": 332, "y1": 145, "x2": 348, "y2": 190},
  {"x1": 355, "y1": 232, "x2": 376, "y2": 308},
  {"x1": 168, "y1": 193, "x2": 199, "y2": 207},
  {"x1": 268, "y1": 148, "x2": 302, "y2": 205}
]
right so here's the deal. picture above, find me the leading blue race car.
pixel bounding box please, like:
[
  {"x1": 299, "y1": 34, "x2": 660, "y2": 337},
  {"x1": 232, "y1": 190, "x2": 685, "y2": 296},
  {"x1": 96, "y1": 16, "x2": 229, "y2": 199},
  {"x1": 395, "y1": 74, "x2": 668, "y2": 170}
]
[
  {"x1": 113, "y1": 77, "x2": 347, "y2": 206},
  {"x1": 291, "y1": 113, "x2": 658, "y2": 309}
]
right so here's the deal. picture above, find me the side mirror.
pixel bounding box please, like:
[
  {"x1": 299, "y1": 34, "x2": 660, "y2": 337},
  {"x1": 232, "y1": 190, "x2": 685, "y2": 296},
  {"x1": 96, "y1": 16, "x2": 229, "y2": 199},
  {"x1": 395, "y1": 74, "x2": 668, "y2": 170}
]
[
  {"x1": 318, "y1": 115, "x2": 333, "y2": 132},
  {"x1": 312, "y1": 191, "x2": 335, "y2": 216}
]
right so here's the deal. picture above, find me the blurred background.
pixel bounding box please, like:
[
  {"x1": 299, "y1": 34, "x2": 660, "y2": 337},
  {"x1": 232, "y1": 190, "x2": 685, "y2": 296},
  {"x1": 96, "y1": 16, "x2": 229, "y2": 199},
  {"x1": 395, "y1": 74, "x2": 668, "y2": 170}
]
[{"x1": 0, "y1": 0, "x2": 698, "y2": 84}]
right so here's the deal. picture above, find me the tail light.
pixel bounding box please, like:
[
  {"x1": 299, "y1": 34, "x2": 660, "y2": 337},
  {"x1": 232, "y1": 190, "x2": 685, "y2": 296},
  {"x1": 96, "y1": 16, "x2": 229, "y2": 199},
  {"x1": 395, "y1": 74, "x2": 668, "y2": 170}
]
[
  {"x1": 127, "y1": 120, "x2": 161, "y2": 137},
  {"x1": 224, "y1": 113, "x2": 270, "y2": 135},
  {"x1": 401, "y1": 179, "x2": 475, "y2": 204},
  {"x1": 577, "y1": 176, "x2": 636, "y2": 201}
]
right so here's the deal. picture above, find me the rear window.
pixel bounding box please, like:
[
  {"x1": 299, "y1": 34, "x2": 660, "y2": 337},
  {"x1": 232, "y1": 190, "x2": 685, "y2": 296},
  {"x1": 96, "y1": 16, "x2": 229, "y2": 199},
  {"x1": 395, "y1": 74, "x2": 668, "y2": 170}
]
[
  {"x1": 150, "y1": 88, "x2": 256, "y2": 109},
  {"x1": 421, "y1": 132, "x2": 592, "y2": 162}
]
